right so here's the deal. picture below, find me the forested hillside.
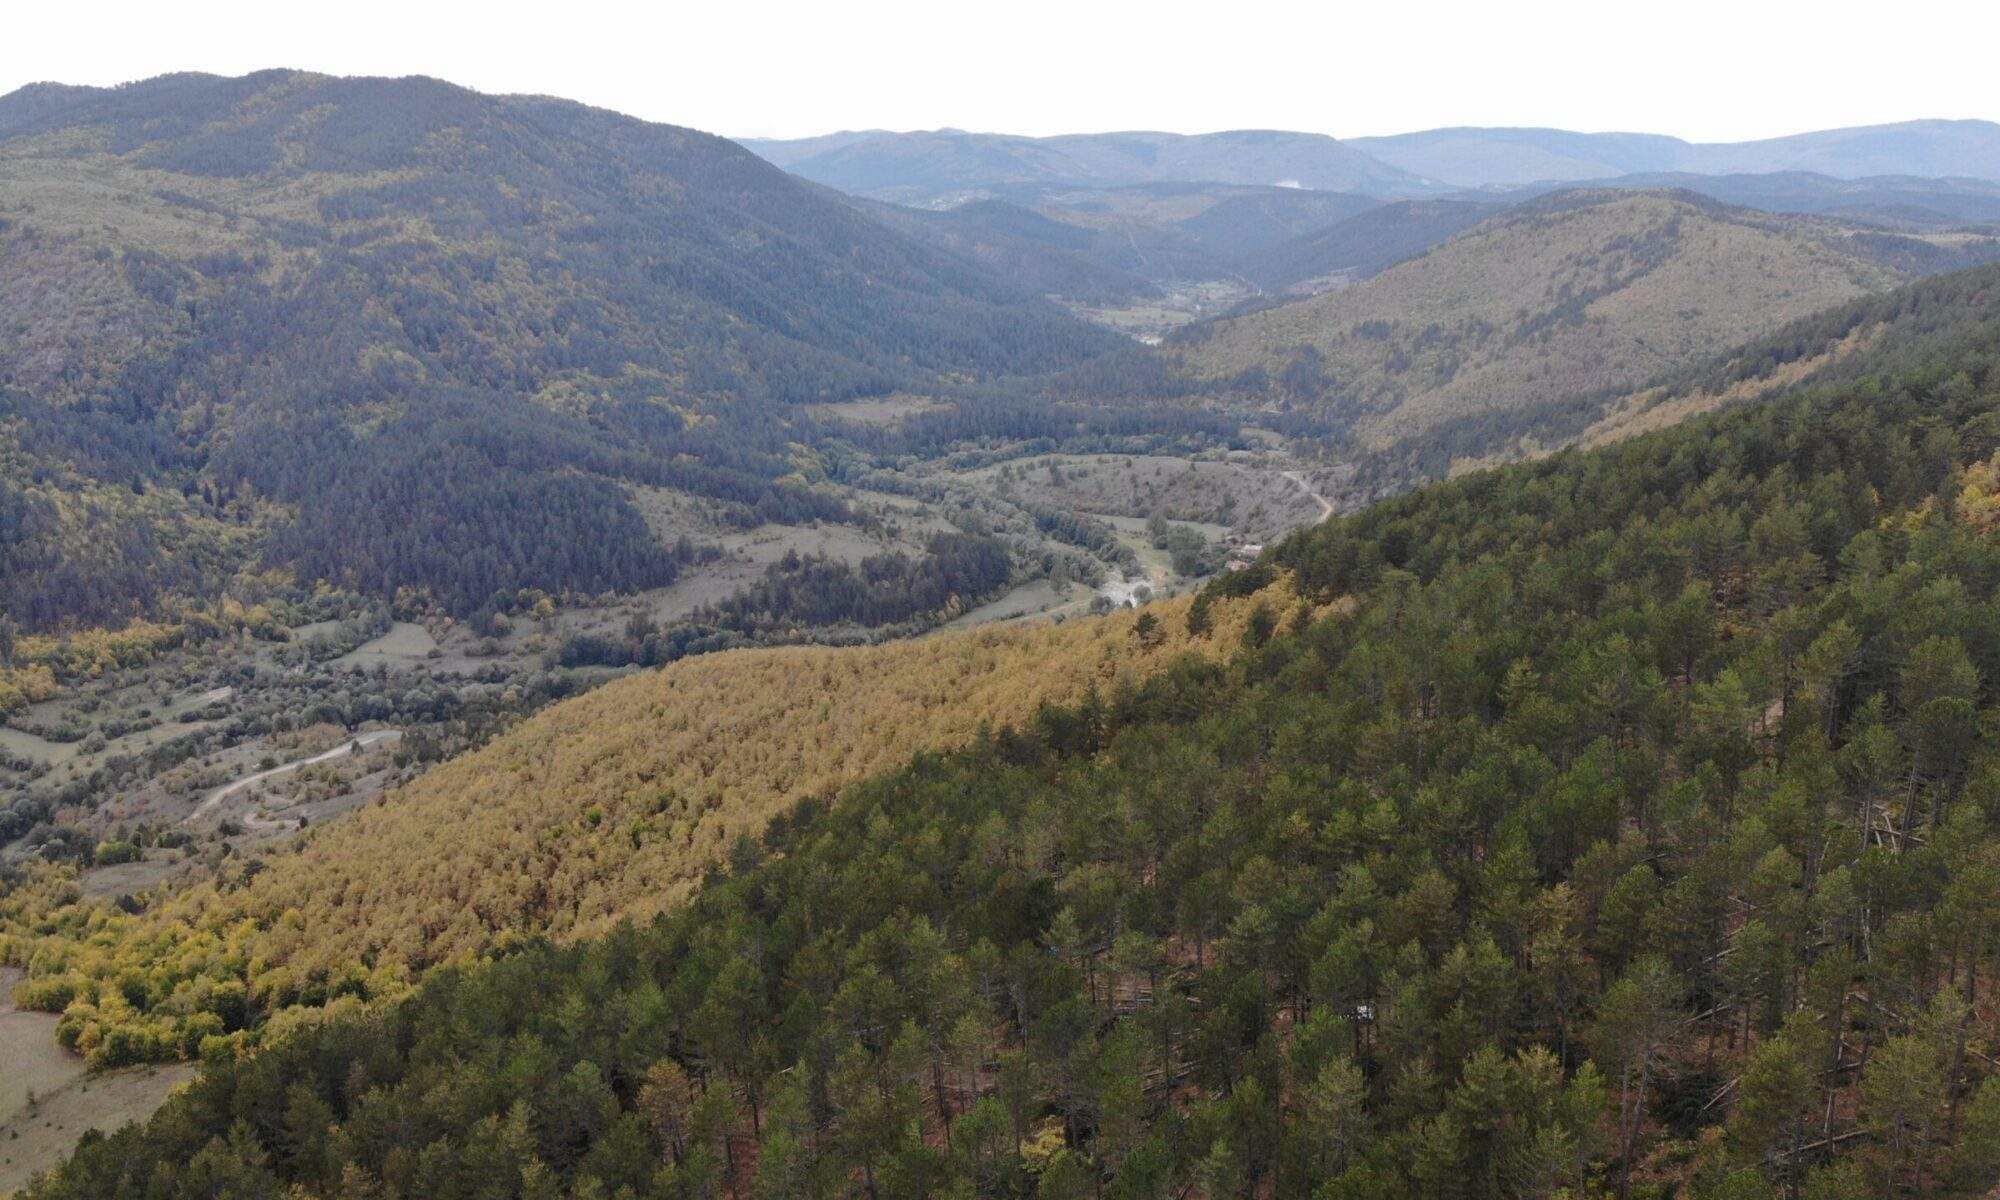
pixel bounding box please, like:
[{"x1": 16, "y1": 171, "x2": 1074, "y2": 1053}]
[
  {"x1": 853, "y1": 199, "x2": 1164, "y2": 307},
  {"x1": 19, "y1": 273, "x2": 2000, "y2": 1198},
  {"x1": 0, "y1": 583, "x2": 1290, "y2": 1065},
  {"x1": 1543, "y1": 172, "x2": 2000, "y2": 229},
  {"x1": 0, "y1": 71, "x2": 1124, "y2": 626}
]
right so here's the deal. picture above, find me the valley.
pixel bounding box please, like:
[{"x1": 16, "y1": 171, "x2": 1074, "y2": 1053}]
[{"x1": 4, "y1": 57, "x2": 2000, "y2": 1200}]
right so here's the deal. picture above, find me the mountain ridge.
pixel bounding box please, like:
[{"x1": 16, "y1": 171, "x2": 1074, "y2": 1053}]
[
  {"x1": 745, "y1": 118, "x2": 2000, "y2": 202},
  {"x1": 1160, "y1": 189, "x2": 1916, "y2": 443},
  {"x1": 1352, "y1": 117, "x2": 2000, "y2": 186},
  {"x1": 738, "y1": 126, "x2": 1440, "y2": 204}
]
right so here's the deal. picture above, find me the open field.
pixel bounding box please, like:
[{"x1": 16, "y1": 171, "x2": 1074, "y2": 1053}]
[
  {"x1": 801, "y1": 394, "x2": 950, "y2": 426},
  {"x1": 331, "y1": 622, "x2": 438, "y2": 668},
  {"x1": 75, "y1": 853, "x2": 183, "y2": 899},
  {"x1": 956, "y1": 452, "x2": 1323, "y2": 541},
  {"x1": 1063, "y1": 279, "x2": 1258, "y2": 342},
  {"x1": 0, "y1": 966, "x2": 198, "y2": 1196},
  {"x1": 942, "y1": 579, "x2": 1074, "y2": 628}
]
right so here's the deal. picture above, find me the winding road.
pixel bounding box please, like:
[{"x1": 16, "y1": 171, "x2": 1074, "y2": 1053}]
[
  {"x1": 184, "y1": 729, "x2": 401, "y2": 826},
  {"x1": 1283, "y1": 469, "x2": 1336, "y2": 524}
]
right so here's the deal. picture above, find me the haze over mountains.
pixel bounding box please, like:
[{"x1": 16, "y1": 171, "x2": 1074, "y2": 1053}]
[
  {"x1": 745, "y1": 118, "x2": 2000, "y2": 200},
  {"x1": 741, "y1": 128, "x2": 1434, "y2": 204},
  {"x1": 2, "y1": 70, "x2": 1996, "y2": 640},
  {"x1": 1349, "y1": 118, "x2": 2000, "y2": 187}
]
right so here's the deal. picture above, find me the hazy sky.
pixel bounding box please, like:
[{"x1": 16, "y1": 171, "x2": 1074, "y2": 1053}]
[{"x1": 5, "y1": 0, "x2": 1996, "y2": 143}]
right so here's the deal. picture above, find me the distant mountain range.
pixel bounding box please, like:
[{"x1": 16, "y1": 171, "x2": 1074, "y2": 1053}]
[
  {"x1": 739, "y1": 128, "x2": 1436, "y2": 204},
  {"x1": 1350, "y1": 119, "x2": 2000, "y2": 188},
  {"x1": 745, "y1": 119, "x2": 2000, "y2": 202},
  {"x1": 851, "y1": 183, "x2": 1386, "y2": 307},
  {"x1": 4, "y1": 72, "x2": 1996, "y2": 635},
  {"x1": 1510, "y1": 171, "x2": 2000, "y2": 228}
]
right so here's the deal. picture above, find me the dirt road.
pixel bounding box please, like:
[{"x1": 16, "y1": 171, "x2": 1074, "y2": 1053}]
[
  {"x1": 1282, "y1": 470, "x2": 1336, "y2": 523},
  {"x1": 184, "y1": 729, "x2": 401, "y2": 826}
]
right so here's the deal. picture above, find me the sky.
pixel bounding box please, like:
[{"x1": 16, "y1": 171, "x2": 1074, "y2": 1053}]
[{"x1": 4, "y1": 0, "x2": 1996, "y2": 143}]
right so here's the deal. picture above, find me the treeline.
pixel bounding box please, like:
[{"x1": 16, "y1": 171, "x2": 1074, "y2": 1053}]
[
  {"x1": 29, "y1": 280, "x2": 2000, "y2": 1198},
  {"x1": 205, "y1": 390, "x2": 868, "y2": 618},
  {"x1": 1020, "y1": 504, "x2": 1138, "y2": 572},
  {"x1": 0, "y1": 591, "x2": 1274, "y2": 1067},
  {"x1": 808, "y1": 393, "x2": 1255, "y2": 463},
  {"x1": 704, "y1": 533, "x2": 1014, "y2": 632}
]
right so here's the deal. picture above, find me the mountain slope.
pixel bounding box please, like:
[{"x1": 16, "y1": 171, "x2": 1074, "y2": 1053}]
[
  {"x1": 0, "y1": 71, "x2": 1125, "y2": 627},
  {"x1": 1340, "y1": 258, "x2": 2000, "y2": 495},
  {"x1": 1577, "y1": 257, "x2": 2000, "y2": 447},
  {"x1": 0, "y1": 72, "x2": 1117, "y2": 399},
  {"x1": 740, "y1": 127, "x2": 1435, "y2": 204},
  {"x1": 1350, "y1": 118, "x2": 2000, "y2": 188},
  {"x1": 851, "y1": 184, "x2": 1386, "y2": 313},
  {"x1": 24, "y1": 312, "x2": 2000, "y2": 1200},
  {"x1": 1157, "y1": 184, "x2": 1383, "y2": 261},
  {"x1": 0, "y1": 580, "x2": 1293, "y2": 1065},
  {"x1": 1165, "y1": 190, "x2": 1910, "y2": 445},
  {"x1": 853, "y1": 198, "x2": 1170, "y2": 305},
  {"x1": 1234, "y1": 198, "x2": 1502, "y2": 292}
]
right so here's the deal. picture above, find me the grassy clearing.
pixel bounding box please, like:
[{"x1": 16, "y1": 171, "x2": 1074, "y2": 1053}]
[
  {"x1": 800, "y1": 393, "x2": 949, "y2": 426},
  {"x1": 0, "y1": 964, "x2": 196, "y2": 1197},
  {"x1": 330, "y1": 622, "x2": 438, "y2": 669}
]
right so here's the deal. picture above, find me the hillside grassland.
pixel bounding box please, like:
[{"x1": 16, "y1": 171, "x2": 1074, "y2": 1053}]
[
  {"x1": 0, "y1": 965, "x2": 194, "y2": 1196},
  {"x1": 1168, "y1": 193, "x2": 1905, "y2": 445}
]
